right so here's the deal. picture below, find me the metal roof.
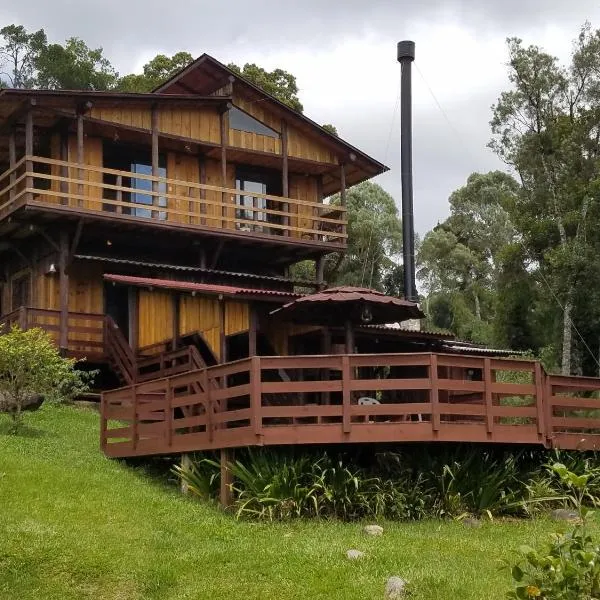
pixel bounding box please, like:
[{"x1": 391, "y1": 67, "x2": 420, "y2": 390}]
[{"x1": 103, "y1": 274, "x2": 299, "y2": 300}]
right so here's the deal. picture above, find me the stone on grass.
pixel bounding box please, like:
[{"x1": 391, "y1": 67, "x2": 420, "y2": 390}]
[
  {"x1": 384, "y1": 576, "x2": 407, "y2": 599},
  {"x1": 346, "y1": 549, "x2": 365, "y2": 560},
  {"x1": 364, "y1": 524, "x2": 384, "y2": 536},
  {"x1": 551, "y1": 508, "x2": 579, "y2": 521},
  {"x1": 0, "y1": 392, "x2": 44, "y2": 413},
  {"x1": 462, "y1": 517, "x2": 482, "y2": 528}
]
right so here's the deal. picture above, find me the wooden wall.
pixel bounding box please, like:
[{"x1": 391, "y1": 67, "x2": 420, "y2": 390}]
[{"x1": 138, "y1": 290, "x2": 173, "y2": 348}]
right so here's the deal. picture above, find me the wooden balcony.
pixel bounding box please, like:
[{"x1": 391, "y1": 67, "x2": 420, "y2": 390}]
[
  {"x1": 0, "y1": 156, "x2": 347, "y2": 250},
  {"x1": 101, "y1": 353, "x2": 600, "y2": 457}
]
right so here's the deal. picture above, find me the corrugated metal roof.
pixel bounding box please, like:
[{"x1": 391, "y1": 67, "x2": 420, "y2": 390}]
[
  {"x1": 103, "y1": 274, "x2": 299, "y2": 299},
  {"x1": 441, "y1": 341, "x2": 524, "y2": 357},
  {"x1": 75, "y1": 254, "x2": 313, "y2": 286}
]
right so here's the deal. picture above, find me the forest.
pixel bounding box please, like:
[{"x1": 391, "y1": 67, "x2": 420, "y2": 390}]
[{"x1": 2, "y1": 23, "x2": 600, "y2": 377}]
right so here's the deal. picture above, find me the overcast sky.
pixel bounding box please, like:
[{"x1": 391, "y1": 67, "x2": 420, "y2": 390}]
[{"x1": 2, "y1": 0, "x2": 600, "y2": 234}]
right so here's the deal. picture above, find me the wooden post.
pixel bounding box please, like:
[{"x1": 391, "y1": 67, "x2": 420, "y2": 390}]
[
  {"x1": 180, "y1": 453, "x2": 192, "y2": 494},
  {"x1": 8, "y1": 129, "x2": 16, "y2": 202},
  {"x1": 484, "y1": 358, "x2": 494, "y2": 436},
  {"x1": 321, "y1": 328, "x2": 332, "y2": 406},
  {"x1": 220, "y1": 111, "x2": 228, "y2": 229},
  {"x1": 166, "y1": 378, "x2": 173, "y2": 447},
  {"x1": 132, "y1": 386, "x2": 138, "y2": 451},
  {"x1": 248, "y1": 304, "x2": 257, "y2": 357},
  {"x1": 58, "y1": 231, "x2": 69, "y2": 353},
  {"x1": 430, "y1": 354, "x2": 440, "y2": 433},
  {"x1": 151, "y1": 105, "x2": 159, "y2": 219},
  {"x1": 340, "y1": 163, "x2": 346, "y2": 206},
  {"x1": 344, "y1": 319, "x2": 354, "y2": 354},
  {"x1": 171, "y1": 293, "x2": 180, "y2": 351},
  {"x1": 25, "y1": 110, "x2": 33, "y2": 203},
  {"x1": 199, "y1": 155, "x2": 207, "y2": 226},
  {"x1": 128, "y1": 287, "x2": 139, "y2": 354},
  {"x1": 250, "y1": 356, "x2": 262, "y2": 437},
  {"x1": 77, "y1": 113, "x2": 84, "y2": 207},
  {"x1": 342, "y1": 355, "x2": 352, "y2": 434},
  {"x1": 534, "y1": 362, "x2": 546, "y2": 438},
  {"x1": 59, "y1": 131, "x2": 69, "y2": 205},
  {"x1": 281, "y1": 119, "x2": 289, "y2": 236},
  {"x1": 220, "y1": 448, "x2": 233, "y2": 507}
]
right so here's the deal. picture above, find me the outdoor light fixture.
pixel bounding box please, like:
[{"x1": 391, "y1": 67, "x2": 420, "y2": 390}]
[
  {"x1": 360, "y1": 305, "x2": 373, "y2": 323},
  {"x1": 46, "y1": 263, "x2": 57, "y2": 275}
]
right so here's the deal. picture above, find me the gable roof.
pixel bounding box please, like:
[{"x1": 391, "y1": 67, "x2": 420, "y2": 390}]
[{"x1": 153, "y1": 53, "x2": 388, "y2": 188}]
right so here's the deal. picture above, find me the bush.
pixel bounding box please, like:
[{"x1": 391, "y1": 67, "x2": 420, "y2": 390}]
[
  {"x1": 0, "y1": 326, "x2": 94, "y2": 432},
  {"x1": 507, "y1": 463, "x2": 600, "y2": 599}
]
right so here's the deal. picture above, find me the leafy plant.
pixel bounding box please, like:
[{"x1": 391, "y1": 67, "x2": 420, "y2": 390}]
[
  {"x1": 507, "y1": 463, "x2": 600, "y2": 599},
  {"x1": 172, "y1": 456, "x2": 220, "y2": 500}
]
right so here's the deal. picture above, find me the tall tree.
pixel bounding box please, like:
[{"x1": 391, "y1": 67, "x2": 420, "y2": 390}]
[
  {"x1": 227, "y1": 63, "x2": 303, "y2": 112},
  {"x1": 490, "y1": 25, "x2": 600, "y2": 374},
  {"x1": 35, "y1": 37, "x2": 118, "y2": 90},
  {"x1": 117, "y1": 52, "x2": 194, "y2": 92},
  {"x1": 0, "y1": 24, "x2": 46, "y2": 88}
]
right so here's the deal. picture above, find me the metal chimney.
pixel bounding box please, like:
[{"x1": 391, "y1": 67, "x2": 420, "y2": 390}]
[{"x1": 397, "y1": 40, "x2": 417, "y2": 302}]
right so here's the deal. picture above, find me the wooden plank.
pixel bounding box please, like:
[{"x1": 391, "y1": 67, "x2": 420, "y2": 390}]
[
  {"x1": 251, "y1": 356, "x2": 262, "y2": 437},
  {"x1": 492, "y1": 406, "x2": 537, "y2": 418},
  {"x1": 261, "y1": 405, "x2": 343, "y2": 418},
  {"x1": 550, "y1": 396, "x2": 600, "y2": 409},
  {"x1": 437, "y1": 380, "x2": 485, "y2": 392},
  {"x1": 261, "y1": 380, "x2": 342, "y2": 394},
  {"x1": 8, "y1": 129, "x2": 16, "y2": 201},
  {"x1": 350, "y1": 378, "x2": 431, "y2": 391},
  {"x1": 58, "y1": 231, "x2": 69, "y2": 351},
  {"x1": 534, "y1": 362, "x2": 545, "y2": 436},
  {"x1": 484, "y1": 358, "x2": 493, "y2": 434},
  {"x1": 342, "y1": 355, "x2": 351, "y2": 434},
  {"x1": 25, "y1": 111, "x2": 33, "y2": 202},
  {"x1": 431, "y1": 354, "x2": 440, "y2": 432}
]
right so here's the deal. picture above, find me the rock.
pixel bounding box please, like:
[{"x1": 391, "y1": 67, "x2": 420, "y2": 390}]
[
  {"x1": 551, "y1": 508, "x2": 579, "y2": 521},
  {"x1": 462, "y1": 517, "x2": 482, "y2": 528},
  {"x1": 364, "y1": 524, "x2": 384, "y2": 536},
  {"x1": 384, "y1": 576, "x2": 407, "y2": 599},
  {"x1": 346, "y1": 549, "x2": 365, "y2": 560},
  {"x1": 0, "y1": 393, "x2": 44, "y2": 413}
]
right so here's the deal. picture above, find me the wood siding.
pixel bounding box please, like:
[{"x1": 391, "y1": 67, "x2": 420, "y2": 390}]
[
  {"x1": 289, "y1": 173, "x2": 319, "y2": 237},
  {"x1": 138, "y1": 290, "x2": 173, "y2": 348},
  {"x1": 287, "y1": 125, "x2": 338, "y2": 164},
  {"x1": 225, "y1": 301, "x2": 249, "y2": 335},
  {"x1": 179, "y1": 295, "x2": 221, "y2": 359}
]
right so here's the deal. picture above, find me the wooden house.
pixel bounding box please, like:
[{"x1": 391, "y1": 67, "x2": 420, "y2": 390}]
[{"x1": 2, "y1": 54, "x2": 600, "y2": 503}]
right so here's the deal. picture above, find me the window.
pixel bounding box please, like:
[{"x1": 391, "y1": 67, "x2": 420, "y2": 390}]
[
  {"x1": 229, "y1": 107, "x2": 279, "y2": 138},
  {"x1": 11, "y1": 273, "x2": 30, "y2": 311},
  {"x1": 102, "y1": 143, "x2": 167, "y2": 219},
  {"x1": 235, "y1": 167, "x2": 282, "y2": 233}
]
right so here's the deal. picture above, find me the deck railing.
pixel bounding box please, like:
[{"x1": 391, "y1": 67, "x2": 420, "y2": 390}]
[
  {"x1": 100, "y1": 353, "x2": 600, "y2": 457},
  {"x1": 0, "y1": 155, "x2": 347, "y2": 246}
]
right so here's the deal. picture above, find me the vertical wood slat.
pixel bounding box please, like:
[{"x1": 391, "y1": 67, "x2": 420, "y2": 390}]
[
  {"x1": 151, "y1": 105, "x2": 160, "y2": 218},
  {"x1": 484, "y1": 358, "x2": 494, "y2": 434},
  {"x1": 131, "y1": 386, "x2": 138, "y2": 451},
  {"x1": 8, "y1": 129, "x2": 16, "y2": 201},
  {"x1": 60, "y1": 131, "x2": 69, "y2": 205},
  {"x1": 58, "y1": 231, "x2": 69, "y2": 351},
  {"x1": 430, "y1": 354, "x2": 440, "y2": 432},
  {"x1": 220, "y1": 112, "x2": 228, "y2": 229},
  {"x1": 77, "y1": 114, "x2": 84, "y2": 206},
  {"x1": 203, "y1": 368, "x2": 213, "y2": 443},
  {"x1": 534, "y1": 362, "x2": 545, "y2": 437},
  {"x1": 281, "y1": 119, "x2": 289, "y2": 236},
  {"x1": 342, "y1": 355, "x2": 352, "y2": 433},
  {"x1": 250, "y1": 356, "x2": 262, "y2": 437},
  {"x1": 100, "y1": 394, "x2": 107, "y2": 449},
  {"x1": 166, "y1": 379, "x2": 173, "y2": 447},
  {"x1": 199, "y1": 156, "x2": 207, "y2": 226},
  {"x1": 116, "y1": 174, "x2": 123, "y2": 214},
  {"x1": 545, "y1": 375, "x2": 554, "y2": 446},
  {"x1": 25, "y1": 111, "x2": 33, "y2": 202}
]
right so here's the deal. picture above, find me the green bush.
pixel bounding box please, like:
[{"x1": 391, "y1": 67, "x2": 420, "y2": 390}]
[{"x1": 507, "y1": 463, "x2": 600, "y2": 599}]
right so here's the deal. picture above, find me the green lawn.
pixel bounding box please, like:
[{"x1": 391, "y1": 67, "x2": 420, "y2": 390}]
[{"x1": 0, "y1": 405, "x2": 565, "y2": 600}]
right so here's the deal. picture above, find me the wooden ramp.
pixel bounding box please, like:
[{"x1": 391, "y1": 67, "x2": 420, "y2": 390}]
[{"x1": 101, "y1": 353, "x2": 600, "y2": 457}]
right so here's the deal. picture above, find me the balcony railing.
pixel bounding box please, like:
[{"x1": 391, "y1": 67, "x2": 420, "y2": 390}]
[
  {"x1": 0, "y1": 156, "x2": 347, "y2": 246},
  {"x1": 101, "y1": 353, "x2": 600, "y2": 457}
]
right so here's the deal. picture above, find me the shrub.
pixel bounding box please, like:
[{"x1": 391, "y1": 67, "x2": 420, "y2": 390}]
[
  {"x1": 0, "y1": 326, "x2": 94, "y2": 432},
  {"x1": 507, "y1": 463, "x2": 600, "y2": 599}
]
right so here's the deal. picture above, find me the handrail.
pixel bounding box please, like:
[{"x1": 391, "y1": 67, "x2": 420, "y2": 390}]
[{"x1": 104, "y1": 316, "x2": 136, "y2": 385}]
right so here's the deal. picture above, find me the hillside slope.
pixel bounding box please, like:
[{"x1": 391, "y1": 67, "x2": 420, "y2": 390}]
[{"x1": 0, "y1": 405, "x2": 558, "y2": 600}]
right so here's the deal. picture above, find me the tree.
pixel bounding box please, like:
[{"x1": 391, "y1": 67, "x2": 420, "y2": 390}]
[
  {"x1": 322, "y1": 123, "x2": 338, "y2": 135},
  {"x1": 35, "y1": 37, "x2": 118, "y2": 90},
  {"x1": 118, "y1": 51, "x2": 194, "y2": 92},
  {"x1": 326, "y1": 182, "x2": 402, "y2": 291},
  {"x1": 227, "y1": 62, "x2": 303, "y2": 112},
  {"x1": 0, "y1": 327, "x2": 93, "y2": 432},
  {"x1": 0, "y1": 24, "x2": 46, "y2": 88}
]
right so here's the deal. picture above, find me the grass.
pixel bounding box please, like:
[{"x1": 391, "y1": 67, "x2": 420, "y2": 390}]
[{"x1": 0, "y1": 405, "x2": 574, "y2": 600}]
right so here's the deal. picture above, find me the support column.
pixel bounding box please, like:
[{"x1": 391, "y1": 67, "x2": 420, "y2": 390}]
[
  {"x1": 58, "y1": 231, "x2": 69, "y2": 353},
  {"x1": 220, "y1": 448, "x2": 234, "y2": 507},
  {"x1": 128, "y1": 287, "x2": 139, "y2": 353},
  {"x1": 8, "y1": 129, "x2": 16, "y2": 202},
  {"x1": 180, "y1": 453, "x2": 192, "y2": 495},
  {"x1": 344, "y1": 319, "x2": 354, "y2": 354},
  {"x1": 151, "y1": 105, "x2": 160, "y2": 219},
  {"x1": 248, "y1": 304, "x2": 258, "y2": 357},
  {"x1": 220, "y1": 111, "x2": 228, "y2": 229},
  {"x1": 172, "y1": 293, "x2": 180, "y2": 351},
  {"x1": 59, "y1": 130, "x2": 69, "y2": 205},
  {"x1": 77, "y1": 113, "x2": 84, "y2": 207},
  {"x1": 219, "y1": 298, "x2": 227, "y2": 363},
  {"x1": 281, "y1": 119, "x2": 289, "y2": 236},
  {"x1": 25, "y1": 110, "x2": 33, "y2": 203},
  {"x1": 340, "y1": 163, "x2": 346, "y2": 206}
]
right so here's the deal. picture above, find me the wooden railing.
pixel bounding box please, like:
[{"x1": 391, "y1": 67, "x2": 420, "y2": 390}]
[
  {"x1": 0, "y1": 307, "x2": 105, "y2": 359},
  {"x1": 100, "y1": 353, "x2": 600, "y2": 457},
  {"x1": 104, "y1": 316, "x2": 136, "y2": 385},
  {"x1": 0, "y1": 155, "x2": 347, "y2": 246}
]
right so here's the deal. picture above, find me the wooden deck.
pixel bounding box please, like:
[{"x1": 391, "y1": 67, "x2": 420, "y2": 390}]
[{"x1": 101, "y1": 353, "x2": 600, "y2": 457}]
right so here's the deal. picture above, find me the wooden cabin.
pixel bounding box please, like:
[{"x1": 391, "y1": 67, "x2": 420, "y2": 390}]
[{"x1": 2, "y1": 55, "x2": 600, "y2": 497}]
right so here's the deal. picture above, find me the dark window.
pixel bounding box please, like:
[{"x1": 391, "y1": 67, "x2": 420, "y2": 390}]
[
  {"x1": 11, "y1": 273, "x2": 30, "y2": 310},
  {"x1": 102, "y1": 142, "x2": 167, "y2": 219},
  {"x1": 229, "y1": 107, "x2": 279, "y2": 138},
  {"x1": 235, "y1": 166, "x2": 282, "y2": 234}
]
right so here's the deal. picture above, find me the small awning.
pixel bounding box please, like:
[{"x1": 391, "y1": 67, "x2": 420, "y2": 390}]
[{"x1": 103, "y1": 274, "x2": 299, "y2": 301}]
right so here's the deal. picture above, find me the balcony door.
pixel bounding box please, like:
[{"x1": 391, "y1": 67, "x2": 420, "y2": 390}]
[
  {"x1": 103, "y1": 142, "x2": 167, "y2": 218},
  {"x1": 235, "y1": 166, "x2": 282, "y2": 234}
]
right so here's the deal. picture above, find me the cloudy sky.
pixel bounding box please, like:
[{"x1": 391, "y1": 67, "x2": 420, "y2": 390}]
[{"x1": 2, "y1": 0, "x2": 600, "y2": 233}]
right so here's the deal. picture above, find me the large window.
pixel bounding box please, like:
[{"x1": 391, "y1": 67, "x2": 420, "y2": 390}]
[
  {"x1": 229, "y1": 107, "x2": 279, "y2": 138},
  {"x1": 103, "y1": 143, "x2": 167, "y2": 219},
  {"x1": 235, "y1": 167, "x2": 282, "y2": 233}
]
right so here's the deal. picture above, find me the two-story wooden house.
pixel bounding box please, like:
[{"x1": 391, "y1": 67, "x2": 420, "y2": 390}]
[{"x1": 2, "y1": 54, "x2": 600, "y2": 501}]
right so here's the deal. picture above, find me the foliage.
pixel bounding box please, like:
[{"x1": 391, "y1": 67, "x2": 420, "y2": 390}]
[
  {"x1": 0, "y1": 24, "x2": 46, "y2": 88},
  {"x1": 227, "y1": 62, "x2": 303, "y2": 112},
  {"x1": 117, "y1": 52, "x2": 194, "y2": 92},
  {"x1": 507, "y1": 463, "x2": 600, "y2": 599},
  {"x1": 321, "y1": 123, "x2": 338, "y2": 135},
  {"x1": 327, "y1": 181, "x2": 402, "y2": 291},
  {"x1": 0, "y1": 326, "x2": 93, "y2": 431}
]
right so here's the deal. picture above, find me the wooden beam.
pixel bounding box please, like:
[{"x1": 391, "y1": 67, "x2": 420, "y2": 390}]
[
  {"x1": 220, "y1": 111, "x2": 228, "y2": 228},
  {"x1": 281, "y1": 119, "x2": 290, "y2": 236},
  {"x1": 36, "y1": 228, "x2": 60, "y2": 253},
  {"x1": 344, "y1": 319, "x2": 354, "y2": 354},
  {"x1": 340, "y1": 163, "x2": 346, "y2": 206},
  {"x1": 25, "y1": 109, "x2": 33, "y2": 203},
  {"x1": 77, "y1": 113, "x2": 85, "y2": 206},
  {"x1": 6, "y1": 242, "x2": 32, "y2": 267},
  {"x1": 0, "y1": 98, "x2": 36, "y2": 136},
  {"x1": 60, "y1": 130, "x2": 69, "y2": 205},
  {"x1": 219, "y1": 298, "x2": 227, "y2": 363},
  {"x1": 248, "y1": 304, "x2": 258, "y2": 357},
  {"x1": 67, "y1": 219, "x2": 85, "y2": 268},
  {"x1": 172, "y1": 293, "x2": 180, "y2": 351},
  {"x1": 198, "y1": 154, "x2": 207, "y2": 226},
  {"x1": 58, "y1": 231, "x2": 69, "y2": 352},
  {"x1": 8, "y1": 129, "x2": 16, "y2": 202},
  {"x1": 151, "y1": 105, "x2": 160, "y2": 218},
  {"x1": 210, "y1": 239, "x2": 225, "y2": 270},
  {"x1": 128, "y1": 287, "x2": 139, "y2": 352}
]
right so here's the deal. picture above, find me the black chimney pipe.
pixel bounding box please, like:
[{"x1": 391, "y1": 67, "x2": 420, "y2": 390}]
[{"x1": 397, "y1": 40, "x2": 417, "y2": 302}]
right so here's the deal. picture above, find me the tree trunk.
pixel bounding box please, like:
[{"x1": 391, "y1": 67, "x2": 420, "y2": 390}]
[
  {"x1": 474, "y1": 291, "x2": 481, "y2": 321},
  {"x1": 561, "y1": 291, "x2": 573, "y2": 375}
]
